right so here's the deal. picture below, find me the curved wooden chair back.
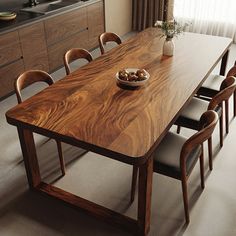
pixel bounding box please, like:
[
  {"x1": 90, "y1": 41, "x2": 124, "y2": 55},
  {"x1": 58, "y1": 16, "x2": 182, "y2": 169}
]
[
  {"x1": 180, "y1": 110, "x2": 218, "y2": 169},
  {"x1": 63, "y1": 48, "x2": 93, "y2": 75},
  {"x1": 209, "y1": 76, "x2": 236, "y2": 110},
  {"x1": 14, "y1": 70, "x2": 54, "y2": 104},
  {"x1": 99, "y1": 32, "x2": 122, "y2": 54},
  {"x1": 226, "y1": 65, "x2": 236, "y2": 78},
  {"x1": 14, "y1": 69, "x2": 66, "y2": 175}
]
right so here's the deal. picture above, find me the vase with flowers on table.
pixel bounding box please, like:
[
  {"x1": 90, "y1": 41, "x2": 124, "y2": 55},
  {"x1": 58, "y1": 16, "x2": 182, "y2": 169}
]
[{"x1": 155, "y1": 20, "x2": 189, "y2": 56}]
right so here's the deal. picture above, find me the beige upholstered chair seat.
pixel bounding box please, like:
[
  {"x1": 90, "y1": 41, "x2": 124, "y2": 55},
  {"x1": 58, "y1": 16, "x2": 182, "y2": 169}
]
[
  {"x1": 198, "y1": 65, "x2": 236, "y2": 118},
  {"x1": 202, "y1": 74, "x2": 224, "y2": 91},
  {"x1": 180, "y1": 97, "x2": 209, "y2": 121}
]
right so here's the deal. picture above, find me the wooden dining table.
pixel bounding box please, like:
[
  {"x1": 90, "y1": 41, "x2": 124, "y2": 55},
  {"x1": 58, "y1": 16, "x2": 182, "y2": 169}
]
[{"x1": 6, "y1": 28, "x2": 232, "y2": 235}]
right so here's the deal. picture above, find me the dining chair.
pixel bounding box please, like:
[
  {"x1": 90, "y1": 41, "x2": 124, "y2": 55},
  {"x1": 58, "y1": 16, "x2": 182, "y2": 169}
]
[
  {"x1": 14, "y1": 69, "x2": 66, "y2": 175},
  {"x1": 98, "y1": 32, "x2": 122, "y2": 55},
  {"x1": 197, "y1": 64, "x2": 236, "y2": 118},
  {"x1": 131, "y1": 110, "x2": 218, "y2": 224},
  {"x1": 63, "y1": 48, "x2": 93, "y2": 75},
  {"x1": 176, "y1": 76, "x2": 236, "y2": 170}
]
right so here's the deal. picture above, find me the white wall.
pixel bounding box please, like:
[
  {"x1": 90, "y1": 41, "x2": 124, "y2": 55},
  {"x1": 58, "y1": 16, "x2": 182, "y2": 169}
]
[{"x1": 104, "y1": 0, "x2": 132, "y2": 36}]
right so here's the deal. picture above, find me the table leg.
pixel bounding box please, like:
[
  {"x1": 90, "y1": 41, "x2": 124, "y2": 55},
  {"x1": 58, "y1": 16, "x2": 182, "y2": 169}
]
[
  {"x1": 17, "y1": 127, "x2": 41, "y2": 188},
  {"x1": 137, "y1": 156, "x2": 153, "y2": 236},
  {"x1": 220, "y1": 50, "x2": 229, "y2": 76}
]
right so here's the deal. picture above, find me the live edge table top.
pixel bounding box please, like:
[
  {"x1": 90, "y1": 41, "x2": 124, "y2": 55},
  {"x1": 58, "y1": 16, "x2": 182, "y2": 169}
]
[{"x1": 6, "y1": 28, "x2": 232, "y2": 164}]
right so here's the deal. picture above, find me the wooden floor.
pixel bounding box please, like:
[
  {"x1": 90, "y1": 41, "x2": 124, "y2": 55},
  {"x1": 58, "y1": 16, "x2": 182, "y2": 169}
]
[{"x1": 0, "y1": 34, "x2": 236, "y2": 236}]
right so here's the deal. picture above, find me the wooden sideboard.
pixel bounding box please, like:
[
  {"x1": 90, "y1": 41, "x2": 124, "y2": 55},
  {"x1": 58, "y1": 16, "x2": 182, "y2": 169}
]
[{"x1": 0, "y1": 0, "x2": 105, "y2": 99}]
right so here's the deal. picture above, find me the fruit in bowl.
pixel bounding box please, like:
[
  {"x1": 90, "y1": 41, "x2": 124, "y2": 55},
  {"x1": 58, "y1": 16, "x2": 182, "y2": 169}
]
[{"x1": 116, "y1": 68, "x2": 150, "y2": 87}]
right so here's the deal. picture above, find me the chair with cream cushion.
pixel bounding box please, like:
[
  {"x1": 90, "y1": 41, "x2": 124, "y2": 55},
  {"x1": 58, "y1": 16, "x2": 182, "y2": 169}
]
[
  {"x1": 197, "y1": 65, "x2": 236, "y2": 118},
  {"x1": 131, "y1": 110, "x2": 218, "y2": 224},
  {"x1": 176, "y1": 76, "x2": 236, "y2": 170}
]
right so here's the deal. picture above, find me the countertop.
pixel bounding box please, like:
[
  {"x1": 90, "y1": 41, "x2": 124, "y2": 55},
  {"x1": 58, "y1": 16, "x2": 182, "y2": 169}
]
[{"x1": 0, "y1": 0, "x2": 100, "y2": 35}]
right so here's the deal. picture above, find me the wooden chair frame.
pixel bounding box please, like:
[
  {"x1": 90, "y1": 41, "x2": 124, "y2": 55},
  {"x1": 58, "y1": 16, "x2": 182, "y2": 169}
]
[
  {"x1": 198, "y1": 65, "x2": 236, "y2": 117},
  {"x1": 177, "y1": 76, "x2": 236, "y2": 170},
  {"x1": 98, "y1": 32, "x2": 122, "y2": 55},
  {"x1": 14, "y1": 70, "x2": 65, "y2": 175},
  {"x1": 63, "y1": 48, "x2": 93, "y2": 75},
  {"x1": 131, "y1": 111, "x2": 218, "y2": 224}
]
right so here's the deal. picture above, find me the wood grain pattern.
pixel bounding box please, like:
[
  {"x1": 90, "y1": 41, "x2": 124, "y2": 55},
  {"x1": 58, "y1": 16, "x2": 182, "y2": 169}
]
[
  {"x1": 0, "y1": 59, "x2": 24, "y2": 98},
  {"x1": 6, "y1": 28, "x2": 232, "y2": 164},
  {"x1": 19, "y1": 22, "x2": 49, "y2": 72},
  {"x1": 17, "y1": 128, "x2": 41, "y2": 188},
  {"x1": 6, "y1": 28, "x2": 231, "y2": 236},
  {"x1": 137, "y1": 155, "x2": 153, "y2": 235},
  {"x1": 44, "y1": 7, "x2": 88, "y2": 46},
  {"x1": 88, "y1": 1, "x2": 105, "y2": 49},
  {"x1": 0, "y1": 30, "x2": 22, "y2": 67},
  {"x1": 48, "y1": 30, "x2": 89, "y2": 72}
]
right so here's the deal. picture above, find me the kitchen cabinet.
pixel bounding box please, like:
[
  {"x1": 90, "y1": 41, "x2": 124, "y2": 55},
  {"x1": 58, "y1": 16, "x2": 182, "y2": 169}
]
[
  {"x1": 0, "y1": 31, "x2": 24, "y2": 98},
  {"x1": 45, "y1": 6, "x2": 89, "y2": 71},
  {"x1": 0, "y1": 60, "x2": 24, "y2": 99},
  {"x1": 0, "y1": 0, "x2": 105, "y2": 99},
  {"x1": 88, "y1": 1, "x2": 105, "y2": 49},
  {"x1": 19, "y1": 22, "x2": 49, "y2": 71},
  {"x1": 44, "y1": 7, "x2": 88, "y2": 46},
  {"x1": 47, "y1": 30, "x2": 88, "y2": 71}
]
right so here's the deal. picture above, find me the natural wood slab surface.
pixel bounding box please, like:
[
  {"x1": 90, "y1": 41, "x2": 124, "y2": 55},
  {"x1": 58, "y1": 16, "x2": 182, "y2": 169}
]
[{"x1": 6, "y1": 28, "x2": 232, "y2": 164}]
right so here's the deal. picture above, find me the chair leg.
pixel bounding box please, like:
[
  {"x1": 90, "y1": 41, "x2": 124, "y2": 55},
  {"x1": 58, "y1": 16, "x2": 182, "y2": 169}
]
[
  {"x1": 234, "y1": 90, "x2": 236, "y2": 118},
  {"x1": 56, "y1": 140, "x2": 65, "y2": 176},
  {"x1": 225, "y1": 100, "x2": 229, "y2": 134},
  {"x1": 181, "y1": 176, "x2": 190, "y2": 224},
  {"x1": 177, "y1": 125, "x2": 181, "y2": 134},
  {"x1": 130, "y1": 166, "x2": 138, "y2": 203},
  {"x1": 219, "y1": 113, "x2": 223, "y2": 147},
  {"x1": 199, "y1": 151, "x2": 205, "y2": 189},
  {"x1": 208, "y1": 137, "x2": 213, "y2": 171}
]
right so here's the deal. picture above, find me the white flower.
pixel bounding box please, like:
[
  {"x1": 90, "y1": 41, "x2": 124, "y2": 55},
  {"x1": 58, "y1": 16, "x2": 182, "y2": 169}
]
[{"x1": 154, "y1": 21, "x2": 163, "y2": 27}]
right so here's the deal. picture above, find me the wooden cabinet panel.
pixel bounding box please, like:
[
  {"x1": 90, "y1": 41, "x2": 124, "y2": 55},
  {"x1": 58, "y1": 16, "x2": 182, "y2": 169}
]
[
  {"x1": 88, "y1": 1, "x2": 105, "y2": 49},
  {"x1": 44, "y1": 7, "x2": 88, "y2": 46},
  {"x1": 48, "y1": 30, "x2": 89, "y2": 71},
  {"x1": 19, "y1": 22, "x2": 49, "y2": 71},
  {"x1": 0, "y1": 1, "x2": 105, "y2": 100},
  {"x1": 0, "y1": 31, "x2": 22, "y2": 67},
  {"x1": 0, "y1": 59, "x2": 24, "y2": 98}
]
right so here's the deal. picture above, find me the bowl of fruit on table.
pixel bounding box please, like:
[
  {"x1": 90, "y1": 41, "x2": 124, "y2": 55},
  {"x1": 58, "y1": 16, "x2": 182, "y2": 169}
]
[{"x1": 116, "y1": 68, "x2": 150, "y2": 87}]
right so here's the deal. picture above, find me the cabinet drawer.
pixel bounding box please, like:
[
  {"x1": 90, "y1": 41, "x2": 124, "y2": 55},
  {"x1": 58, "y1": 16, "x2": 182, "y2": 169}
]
[
  {"x1": 45, "y1": 7, "x2": 88, "y2": 46},
  {"x1": 19, "y1": 22, "x2": 49, "y2": 71},
  {"x1": 88, "y1": 1, "x2": 105, "y2": 49},
  {"x1": 48, "y1": 29, "x2": 89, "y2": 71},
  {"x1": 0, "y1": 31, "x2": 22, "y2": 67},
  {"x1": 0, "y1": 59, "x2": 24, "y2": 98}
]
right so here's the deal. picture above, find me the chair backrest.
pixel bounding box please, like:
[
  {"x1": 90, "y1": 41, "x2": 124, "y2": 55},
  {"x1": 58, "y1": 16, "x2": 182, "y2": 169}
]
[
  {"x1": 98, "y1": 32, "x2": 122, "y2": 55},
  {"x1": 208, "y1": 76, "x2": 236, "y2": 110},
  {"x1": 180, "y1": 110, "x2": 218, "y2": 168},
  {"x1": 63, "y1": 48, "x2": 93, "y2": 75},
  {"x1": 14, "y1": 70, "x2": 54, "y2": 104},
  {"x1": 226, "y1": 65, "x2": 236, "y2": 78}
]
